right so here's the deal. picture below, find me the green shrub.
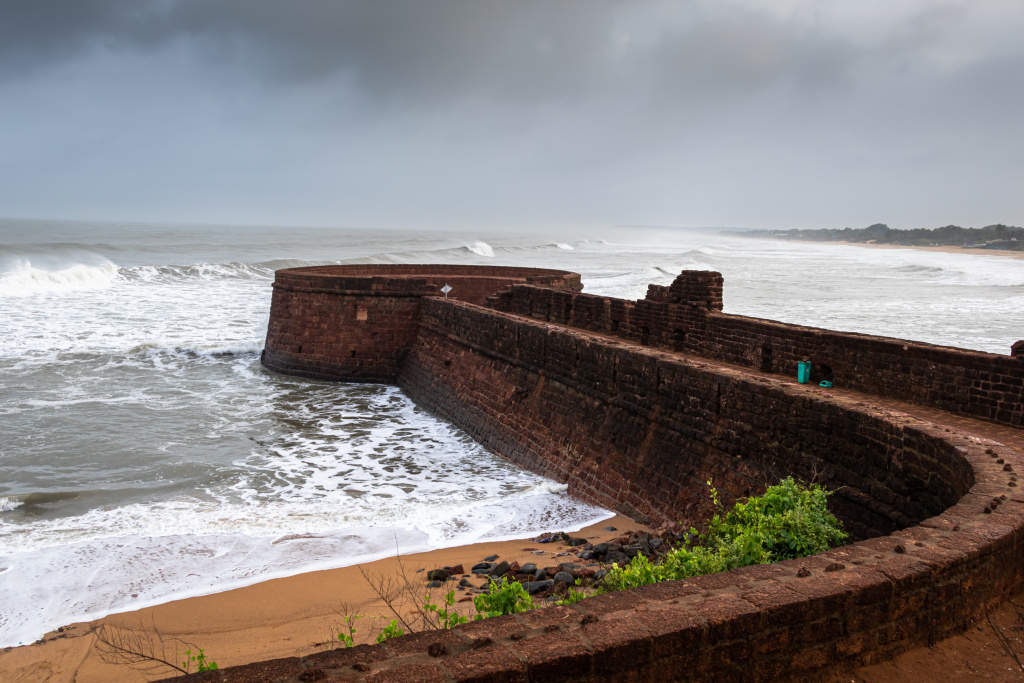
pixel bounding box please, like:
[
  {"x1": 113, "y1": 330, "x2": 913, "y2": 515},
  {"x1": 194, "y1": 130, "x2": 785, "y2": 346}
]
[
  {"x1": 602, "y1": 477, "x2": 847, "y2": 591},
  {"x1": 375, "y1": 619, "x2": 404, "y2": 643},
  {"x1": 473, "y1": 577, "x2": 535, "y2": 618},
  {"x1": 555, "y1": 579, "x2": 589, "y2": 606},
  {"x1": 425, "y1": 590, "x2": 469, "y2": 629},
  {"x1": 182, "y1": 648, "x2": 217, "y2": 673},
  {"x1": 336, "y1": 614, "x2": 361, "y2": 648}
]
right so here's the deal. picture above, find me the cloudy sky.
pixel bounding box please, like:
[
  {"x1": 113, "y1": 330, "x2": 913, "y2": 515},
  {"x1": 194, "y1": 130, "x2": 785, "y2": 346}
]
[{"x1": 2, "y1": 1, "x2": 1022, "y2": 230}]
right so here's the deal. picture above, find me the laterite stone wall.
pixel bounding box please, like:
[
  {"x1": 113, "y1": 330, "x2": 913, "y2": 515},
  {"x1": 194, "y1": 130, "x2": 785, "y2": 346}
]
[
  {"x1": 399, "y1": 299, "x2": 973, "y2": 540},
  {"x1": 492, "y1": 271, "x2": 1024, "y2": 427},
  {"x1": 227, "y1": 265, "x2": 1024, "y2": 683},
  {"x1": 262, "y1": 264, "x2": 581, "y2": 382}
]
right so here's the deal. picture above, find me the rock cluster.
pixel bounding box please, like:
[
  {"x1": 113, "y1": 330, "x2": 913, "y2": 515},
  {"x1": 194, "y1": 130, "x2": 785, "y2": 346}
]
[{"x1": 421, "y1": 529, "x2": 675, "y2": 601}]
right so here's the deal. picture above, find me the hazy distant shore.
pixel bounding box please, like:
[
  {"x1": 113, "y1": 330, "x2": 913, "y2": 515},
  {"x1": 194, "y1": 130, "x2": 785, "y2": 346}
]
[{"x1": 734, "y1": 223, "x2": 1024, "y2": 256}]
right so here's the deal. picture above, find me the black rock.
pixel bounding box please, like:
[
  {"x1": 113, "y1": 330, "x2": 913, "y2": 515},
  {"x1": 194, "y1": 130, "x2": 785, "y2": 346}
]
[
  {"x1": 579, "y1": 550, "x2": 594, "y2": 561},
  {"x1": 592, "y1": 542, "x2": 621, "y2": 555},
  {"x1": 459, "y1": 578, "x2": 473, "y2": 587},
  {"x1": 553, "y1": 571, "x2": 575, "y2": 584},
  {"x1": 650, "y1": 538, "x2": 664, "y2": 550},
  {"x1": 567, "y1": 538, "x2": 587, "y2": 547},
  {"x1": 524, "y1": 579, "x2": 554, "y2": 594},
  {"x1": 603, "y1": 526, "x2": 617, "y2": 532},
  {"x1": 621, "y1": 546, "x2": 640, "y2": 558},
  {"x1": 533, "y1": 568, "x2": 547, "y2": 580},
  {"x1": 426, "y1": 569, "x2": 450, "y2": 581},
  {"x1": 604, "y1": 550, "x2": 630, "y2": 566},
  {"x1": 520, "y1": 563, "x2": 537, "y2": 574},
  {"x1": 427, "y1": 580, "x2": 444, "y2": 588},
  {"x1": 483, "y1": 554, "x2": 499, "y2": 562},
  {"x1": 471, "y1": 562, "x2": 495, "y2": 574},
  {"x1": 488, "y1": 560, "x2": 510, "y2": 577}
]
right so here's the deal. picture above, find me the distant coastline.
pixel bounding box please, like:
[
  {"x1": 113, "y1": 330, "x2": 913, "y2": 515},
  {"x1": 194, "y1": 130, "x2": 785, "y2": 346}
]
[
  {"x1": 733, "y1": 223, "x2": 1024, "y2": 253},
  {"x1": 834, "y1": 240, "x2": 1024, "y2": 261}
]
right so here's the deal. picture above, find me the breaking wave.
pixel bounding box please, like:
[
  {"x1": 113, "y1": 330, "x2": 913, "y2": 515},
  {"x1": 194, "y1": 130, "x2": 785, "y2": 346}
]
[
  {"x1": 0, "y1": 260, "x2": 120, "y2": 297},
  {"x1": 465, "y1": 241, "x2": 495, "y2": 257}
]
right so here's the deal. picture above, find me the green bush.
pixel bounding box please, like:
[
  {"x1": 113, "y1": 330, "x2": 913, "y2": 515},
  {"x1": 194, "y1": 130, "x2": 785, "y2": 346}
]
[
  {"x1": 602, "y1": 477, "x2": 847, "y2": 591},
  {"x1": 425, "y1": 590, "x2": 469, "y2": 629},
  {"x1": 336, "y1": 614, "x2": 361, "y2": 648},
  {"x1": 473, "y1": 577, "x2": 535, "y2": 618},
  {"x1": 182, "y1": 648, "x2": 217, "y2": 673},
  {"x1": 375, "y1": 619, "x2": 404, "y2": 643},
  {"x1": 555, "y1": 579, "x2": 589, "y2": 606}
]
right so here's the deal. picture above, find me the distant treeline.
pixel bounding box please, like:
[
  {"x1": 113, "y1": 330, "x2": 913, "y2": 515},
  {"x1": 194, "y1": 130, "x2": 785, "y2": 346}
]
[{"x1": 739, "y1": 223, "x2": 1024, "y2": 251}]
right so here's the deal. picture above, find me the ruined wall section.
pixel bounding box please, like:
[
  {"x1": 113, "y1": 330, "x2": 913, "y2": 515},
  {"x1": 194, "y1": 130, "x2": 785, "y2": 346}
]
[
  {"x1": 491, "y1": 272, "x2": 1024, "y2": 428},
  {"x1": 399, "y1": 299, "x2": 973, "y2": 540}
]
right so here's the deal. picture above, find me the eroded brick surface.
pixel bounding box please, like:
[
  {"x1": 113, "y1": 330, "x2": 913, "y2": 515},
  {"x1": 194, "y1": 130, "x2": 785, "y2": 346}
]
[{"x1": 188, "y1": 266, "x2": 1024, "y2": 683}]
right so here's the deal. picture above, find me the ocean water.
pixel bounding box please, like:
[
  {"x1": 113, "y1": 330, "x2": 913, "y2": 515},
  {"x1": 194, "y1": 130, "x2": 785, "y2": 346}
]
[{"x1": 1, "y1": 221, "x2": 1022, "y2": 647}]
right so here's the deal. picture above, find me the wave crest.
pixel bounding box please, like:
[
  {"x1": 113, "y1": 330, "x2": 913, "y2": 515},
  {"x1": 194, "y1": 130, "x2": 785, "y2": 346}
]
[
  {"x1": 465, "y1": 241, "x2": 495, "y2": 257},
  {"x1": 0, "y1": 260, "x2": 119, "y2": 297}
]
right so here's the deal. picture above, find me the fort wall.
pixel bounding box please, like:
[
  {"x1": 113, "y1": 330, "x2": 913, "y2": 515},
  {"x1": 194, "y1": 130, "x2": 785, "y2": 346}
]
[
  {"x1": 491, "y1": 275, "x2": 1024, "y2": 428},
  {"x1": 399, "y1": 298, "x2": 972, "y2": 541},
  {"x1": 231, "y1": 264, "x2": 1024, "y2": 682},
  {"x1": 261, "y1": 264, "x2": 581, "y2": 382}
]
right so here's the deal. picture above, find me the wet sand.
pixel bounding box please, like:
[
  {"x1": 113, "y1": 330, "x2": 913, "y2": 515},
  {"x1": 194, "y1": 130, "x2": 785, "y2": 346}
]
[{"x1": 0, "y1": 515, "x2": 645, "y2": 683}]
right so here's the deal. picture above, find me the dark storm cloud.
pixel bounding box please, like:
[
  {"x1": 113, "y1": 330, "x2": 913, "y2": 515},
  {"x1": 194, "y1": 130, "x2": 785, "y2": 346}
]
[
  {"x1": 1, "y1": 1, "x2": 1022, "y2": 228},
  {"x1": 1, "y1": 1, "x2": 860, "y2": 102}
]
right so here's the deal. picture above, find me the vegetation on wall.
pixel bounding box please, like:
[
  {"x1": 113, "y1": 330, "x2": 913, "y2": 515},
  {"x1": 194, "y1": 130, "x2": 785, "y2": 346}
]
[{"x1": 602, "y1": 477, "x2": 847, "y2": 591}]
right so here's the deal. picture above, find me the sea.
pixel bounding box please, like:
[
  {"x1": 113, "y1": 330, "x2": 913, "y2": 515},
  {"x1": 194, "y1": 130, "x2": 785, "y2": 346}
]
[{"x1": 1, "y1": 220, "x2": 1021, "y2": 647}]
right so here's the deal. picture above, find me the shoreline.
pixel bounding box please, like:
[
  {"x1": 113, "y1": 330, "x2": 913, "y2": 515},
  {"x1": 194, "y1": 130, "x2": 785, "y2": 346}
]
[
  {"x1": 0, "y1": 514, "x2": 646, "y2": 683},
  {"x1": 839, "y1": 240, "x2": 1024, "y2": 259},
  {"x1": 800, "y1": 239, "x2": 1024, "y2": 260}
]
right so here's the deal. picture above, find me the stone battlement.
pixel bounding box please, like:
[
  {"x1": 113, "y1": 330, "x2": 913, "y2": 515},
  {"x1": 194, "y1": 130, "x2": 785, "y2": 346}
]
[{"x1": 221, "y1": 265, "x2": 1024, "y2": 682}]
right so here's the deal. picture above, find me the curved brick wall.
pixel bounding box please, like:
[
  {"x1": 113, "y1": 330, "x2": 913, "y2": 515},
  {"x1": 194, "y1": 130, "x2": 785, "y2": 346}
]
[
  {"x1": 261, "y1": 264, "x2": 581, "y2": 382},
  {"x1": 400, "y1": 300, "x2": 975, "y2": 541},
  {"x1": 491, "y1": 274, "x2": 1024, "y2": 428},
  {"x1": 229, "y1": 266, "x2": 1024, "y2": 682}
]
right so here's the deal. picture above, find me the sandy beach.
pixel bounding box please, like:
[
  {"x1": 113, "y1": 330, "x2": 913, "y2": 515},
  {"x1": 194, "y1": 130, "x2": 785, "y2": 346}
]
[
  {"x1": 0, "y1": 515, "x2": 646, "y2": 683},
  {"x1": 835, "y1": 241, "x2": 1024, "y2": 260}
]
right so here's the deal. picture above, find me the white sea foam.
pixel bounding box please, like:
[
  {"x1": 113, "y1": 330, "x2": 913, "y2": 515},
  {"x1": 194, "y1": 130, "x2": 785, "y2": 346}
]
[
  {"x1": 0, "y1": 498, "x2": 22, "y2": 513},
  {"x1": 0, "y1": 381, "x2": 611, "y2": 646},
  {"x1": 0, "y1": 260, "x2": 120, "y2": 297},
  {"x1": 555, "y1": 243, "x2": 574, "y2": 250},
  {"x1": 465, "y1": 241, "x2": 495, "y2": 257},
  {"x1": 0, "y1": 487, "x2": 609, "y2": 646}
]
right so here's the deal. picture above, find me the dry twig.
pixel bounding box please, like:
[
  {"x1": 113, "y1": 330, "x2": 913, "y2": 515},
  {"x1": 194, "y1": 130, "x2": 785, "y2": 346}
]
[{"x1": 93, "y1": 621, "x2": 196, "y2": 677}]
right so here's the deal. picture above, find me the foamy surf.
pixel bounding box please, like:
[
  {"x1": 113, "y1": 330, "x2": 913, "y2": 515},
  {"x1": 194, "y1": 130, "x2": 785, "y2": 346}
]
[
  {"x1": 0, "y1": 260, "x2": 119, "y2": 297},
  {"x1": 0, "y1": 380, "x2": 611, "y2": 647},
  {"x1": 0, "y1": 490, "x2": 610, "y2": 647}
]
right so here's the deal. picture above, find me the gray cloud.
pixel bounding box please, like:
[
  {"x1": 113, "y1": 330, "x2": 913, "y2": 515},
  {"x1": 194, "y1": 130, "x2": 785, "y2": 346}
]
[{"x1": 0, "y1": 1, "x2": 1022, "y2": 229}]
